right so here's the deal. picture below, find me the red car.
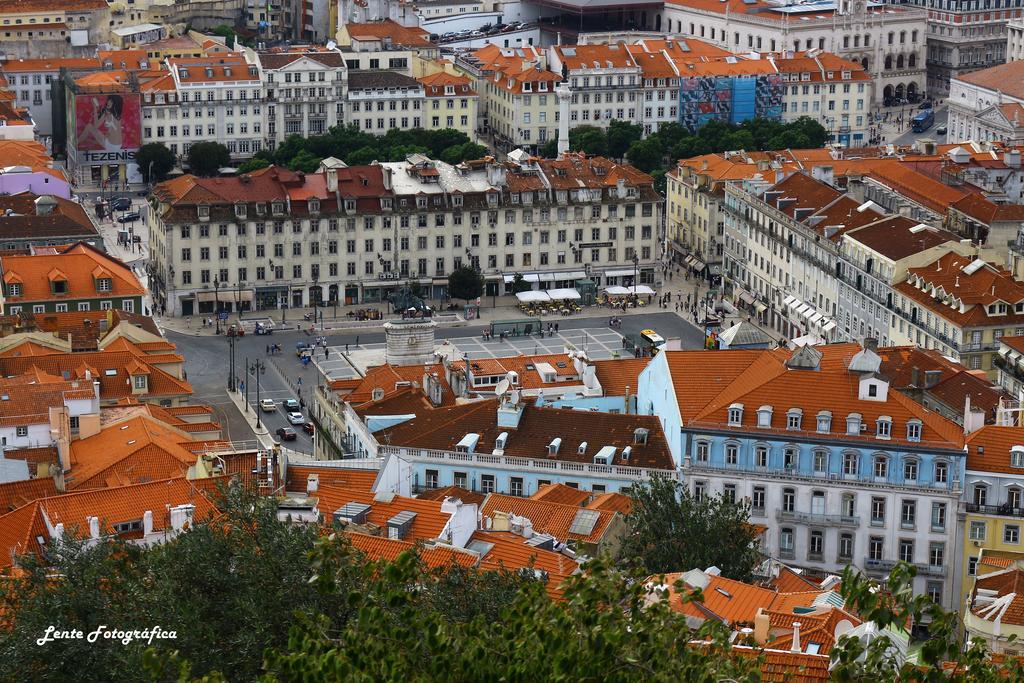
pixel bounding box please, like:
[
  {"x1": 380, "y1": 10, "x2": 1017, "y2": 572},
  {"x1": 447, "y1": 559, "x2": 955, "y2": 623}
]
[
  {"x1": 302, "y1": 422, "x2": 315, "y2": 435},
  {"x1": 275, "y1": 427, "x2": 297, "y2": 441}
]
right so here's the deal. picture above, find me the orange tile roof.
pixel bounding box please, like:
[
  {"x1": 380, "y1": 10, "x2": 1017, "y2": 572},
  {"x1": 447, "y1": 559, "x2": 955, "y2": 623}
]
[
  {"x1": 314, "y1": 484, "x2": 452, "y2": 542},
  {"x1": 471, "y1": 529, "x2": 581, "y2": 599},
  {"x1": 0, "y1": 242, "x2": 143, "y2": 304},
  {"x1": 481, "y1": 493, "x2": 616, "y2": 544},
  {"x1": 416, "y1": 485, "x2": 485, "y2": 506},
  {"x1": 286, "y1": 465, "x2": 378, "y2": 493},
  {"x1": 626, "y1": 46, "x2": 679, "y2": 79},
  {"x1": 741, "y1": 648, "x2": 831, "y2": 682},
  {"x1": 0, "y1": 476, "x2": 217, "y2": 569},
  {"x1": 168, "y1": 54, "x2": 259, "y2": 84},
  {"x1": 375, "y1": 398, "x2": 675, "y2": 470},
  {"x1": 591, "y1": 357, "x2": 648, "y2": 397},
  {"x1": 772, "y1": 567, "x2": 823, "y2": 593},
  {"x1": 418, "y1": 71, "x2": 475, "y2": 97},
  {"x1": 346, "y1": 19, "x2": 432, "y2": 47},
  {"x1": 346, "y1": 531, "x2": 477, "y2": 568},
  {"x1": 971, "y1": 568, "x2": 1024, "y2": 626},
  {"x1": 586, "y1": 491, "x2": 632, "y2": 515},
  {"x1": 0, "y1": 349, "x2": 191, "y2": 402},
  {"x1": 345, "y1": 362, "x2": 454, "y2": 407},
  {"x1": 966, "y1": 425, "x2": 1024, "y2": 474},
  {"x1": 957, "y1": 61, "x2": 1024, "y2": 101},
  {"x1": 898, "y1": 252, "x2": 1024, "y2": 328},
  {"x1": 0, "y1": 57, "x2": 101, "y2": 73},
  {"x1": 66, "y1": 415, "x2": 199, "y2": 490},
  {"x1": 669, "y1": 344, "x2": 965, "y2": 449},
  {"x1": 553, "y1": 43, "x2": 637, "y2": 70},
  {"x1": 531, "y1": 483, "x2": 591, "y2": 507},
  {"x1": 0, "y1": 477, "x2": 57, "y2": 513},
  {"x1": 0, "y1": 372, "x2": 94, "y2": 427}
]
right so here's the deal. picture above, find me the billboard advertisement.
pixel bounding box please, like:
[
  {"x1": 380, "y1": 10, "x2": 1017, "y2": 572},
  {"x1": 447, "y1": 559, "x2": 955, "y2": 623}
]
[{"x1": 74, "y1": 93, "x2": 141, "y2": 157}]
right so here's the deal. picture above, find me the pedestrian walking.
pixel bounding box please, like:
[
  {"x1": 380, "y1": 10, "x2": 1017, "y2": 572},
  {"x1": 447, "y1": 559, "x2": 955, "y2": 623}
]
[
  {"x1": 266, "y1": 344, "x2": 270, "y2": 355},
  {"x1": 554, "y1": 323, "x2": 559, "y2": 333}
]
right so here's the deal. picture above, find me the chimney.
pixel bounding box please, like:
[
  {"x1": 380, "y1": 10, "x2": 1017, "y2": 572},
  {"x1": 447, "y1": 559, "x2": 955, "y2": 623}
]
[
  {"x1": 88, "y1": 516, "x2": 100, "y2": 539},
  {"x1": 753, "y1": 608, "x2": 770, "y2": 644},
  {"x1": 143, "y1": 510, "x2": 153, "y2": 535},
  {"x1": 791, "y1": 622, "x2": 802, "y2": 653},
  {"x1": 863, "y1": 337, "x2": 877, "y2": 353},
  {"x1": 307, "y1": 473, "x2": 319, "y2": 494},
  {"x1": 169, "y1": 503, "x2": 195, "y2": 532},
  {"x1": 382, "y1": 166, "x2": 393, "y2": 191}
]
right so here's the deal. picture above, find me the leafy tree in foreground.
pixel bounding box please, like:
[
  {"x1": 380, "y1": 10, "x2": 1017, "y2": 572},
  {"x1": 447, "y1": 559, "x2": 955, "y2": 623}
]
[
  {"x1": 236, "y1": 157, "x2": 270, "y2": 174},
  {"x1": 510, "y1": 272, "x2": 532, "y2": 294},
  {"x1": 607, "y1": 119, "x2": 643, "y2": 160},
  {"x1": 620, "y1": 476, "x2": 761, "y2": 581},
  {"x1": 447, "y1": 265, "x2": 483, "y2": 304},
  {"x1": 135, "y1": 143, "x2": 176, "y2": 182},
  {"x1": 186, "y1": 141, "x2": 230, "y2": 177},
  {"x1": 569, "y1": 125, "x2": 608, "y2": 157}
]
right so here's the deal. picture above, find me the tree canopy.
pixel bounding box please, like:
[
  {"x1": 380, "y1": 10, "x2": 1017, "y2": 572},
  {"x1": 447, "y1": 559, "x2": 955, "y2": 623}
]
[
  {"x1": 134, "y1": 143, "x2": 176, "y2": 183},
  {"x1": 447, "y1": 265, "x2": 483, "y2": 303},
  {"x1": 246, "y1": 126, "x2": 489, "y2": 176},
  {"x1": 619, "y1": 476, "x2": 762, "y2": 581},
  {"x1": 186, "y1": 142, "x2": 230, "y2": 177}
]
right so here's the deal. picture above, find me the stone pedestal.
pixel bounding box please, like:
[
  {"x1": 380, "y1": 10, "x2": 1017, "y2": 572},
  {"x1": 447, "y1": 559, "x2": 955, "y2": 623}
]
[{"x1": 384, "y1": 319, "x2": 437, "y2": 366}]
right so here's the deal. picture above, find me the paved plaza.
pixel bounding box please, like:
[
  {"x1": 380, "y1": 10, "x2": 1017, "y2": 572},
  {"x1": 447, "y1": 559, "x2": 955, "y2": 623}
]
[{"x1": 312, "y1": 326, "x2": 628, "y2": 381}]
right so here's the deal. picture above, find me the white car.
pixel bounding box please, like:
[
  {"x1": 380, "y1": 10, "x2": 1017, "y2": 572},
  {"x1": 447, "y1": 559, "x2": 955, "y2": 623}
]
[
  {"x1": 260, "y1": 399, "x2": 277, "y2": 412},
  {"x1": 287, "y1": 411, "x2": 305, "y2": 425}
]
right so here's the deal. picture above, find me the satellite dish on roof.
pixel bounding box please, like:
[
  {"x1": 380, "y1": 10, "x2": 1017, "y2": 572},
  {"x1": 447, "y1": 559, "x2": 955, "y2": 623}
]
[{"x1": 495, "y1": 378, "x2": 510, "y2": 399}]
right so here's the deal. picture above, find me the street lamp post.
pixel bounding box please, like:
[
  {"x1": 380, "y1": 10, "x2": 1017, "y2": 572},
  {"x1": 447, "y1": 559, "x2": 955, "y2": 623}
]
[
  {"x1": 227, "y1": 332, "x2": 236, "y2": 392},
  {"x1": 250, "y1": 359, "x2": 265, "y2": 430},
  {"x1": 632, "y1": 253, "x2": 639, "y2": 295},
  {"x1": 214, "y1": 277, "x2": 221, "y2": 335}
]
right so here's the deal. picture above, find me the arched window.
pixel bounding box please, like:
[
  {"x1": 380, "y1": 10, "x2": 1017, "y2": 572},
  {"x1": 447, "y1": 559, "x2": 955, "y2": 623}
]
[
  {"x1": 843, "y1": 452, "x2": 859, "y2": 476},
  {"x1": 896, "y1": 54, "x2": 905, "y2": 69},
  {"x1": 884, "y1": 55, "x2": 893, "y2": 70},
  {"x1": 783, "y1": 446, "x2": 798, "y2": 471},
  {"x1": 755, "y1": 444, "x2": 769, "y2": 468},
  {"x1": 903, "y1": 458, "x2": 919, "y2": 482},
  {"x1": 1010, "y1": 487, "x2": 1023, "y2": 510},
  {"x1": 908, "y1": 54, "x2": 917, "y2": 68}
]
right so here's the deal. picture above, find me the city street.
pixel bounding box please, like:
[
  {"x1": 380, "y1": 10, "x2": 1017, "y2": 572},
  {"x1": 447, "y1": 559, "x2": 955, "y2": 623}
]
[
  {"x1": 884, "y1": 102, "x2": 949, "y2": 146},
  {"x1": 167, "y1": 310, "x2": 708, "y2": 454}
]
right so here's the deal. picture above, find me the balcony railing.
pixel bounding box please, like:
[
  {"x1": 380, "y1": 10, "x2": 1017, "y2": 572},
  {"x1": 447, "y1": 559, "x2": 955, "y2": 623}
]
[
  {"x1": 864, "y1": 557, "x2": 946, "y2": 576},
  {"x1": 776, "y1": 509, "x2": 860, "y2": 527},
  {"x1": 965, "y1": 502, "x2": 1024, "y2": 518}
]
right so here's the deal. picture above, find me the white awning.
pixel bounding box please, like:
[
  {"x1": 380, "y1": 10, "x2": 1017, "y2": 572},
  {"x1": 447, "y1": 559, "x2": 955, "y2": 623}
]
[
  {"x1": 524, "y1": 274, "x2": 541, "y2": 283},
  {"x1": 802, "y1": 307, "x2": 818, "y2": 320},
  {"x1": 738, "y1": 291, "x2": 755, "y2": 305},
  {"x1": 822, "y1": 320, "x2": 838, "y2": 332},
  {"x1": 808, "y1": 312, "x2": 824, "y2": 324},
  {"x1": 628, "y1": 285, "x2": 656, "y2": 295},
  {"x1": 783, "y1": 295, "x2": 796, "y2": 306},
  {"x1": 605, "y1": 268, "x2": 637, "y2": 278},
  {"x1": 546, "y1": 288, "x2": 581, "y2": 300},
  {"x1": 787, "y1": 299, "x2": 802, "y2": 310},
  {"x1": 551, "y1": 270, "x2": 586, "y2": 280},
  {"x1": 516, "y1": 291, "x2": 550, "y2": 303},
  {"x1": 794, "y1": 303, "x2": 811, "y2": 315},
  {"x1": 753, "y1": 301, "x2": 767, "y2": 313},
  {"x1": 604, "y1": 286, "x2": 629, "y2": 295}
]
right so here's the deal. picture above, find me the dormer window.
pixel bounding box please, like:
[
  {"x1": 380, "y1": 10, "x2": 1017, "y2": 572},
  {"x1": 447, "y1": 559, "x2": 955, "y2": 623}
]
[
  {"x1": 876, "y1": 416, "x2": 892, "y2": 439},
  {"x1": 816, "y1": 411, "x2": 831, "y2": 433},
  {"x1": 416, "y1": 196, "x2": 427, "y2": 209},
  {"x1": 907, "y1": 419, "x2": 922, "y2": 442},
  {"x1": 198, "y1": 205, "x2": 210, "y2": 219},
  {"x1": 272, "y1": 202, "x2": 284, "y2": 216},
  {"x1": 96, "y1": 278, "x2": 112, "y2": 293},
  {"x1": 846, "y1": 413, "x2": 862, "y2": 435},
  {"x1": 7, "y1": 283, "x2": 21, "y2": 297},
  {"x1": 756, "y1": 406, "x2": 773, "y2": 428},
  {"x1": 256, "y1": 203, "x2": 266, "y2": 215},
  {"x1": 786, "y1": 408, "x2": 803, "y2": 430},
  {"x1": 309, "y1": 199, "x2": 320, "y2": 213},
  {"x1": 133, "y1": 374, "x2": 147, "y2": 390},
  {"x1": 344, "y1": 199, "x2": 356, "y2": 212},
  {"x1": 1012, "y1": 446, "x2": 1024, "y2": 468},
  {"x1": 453, "y1": 196, "x2": 463, "y2": 207},
  {"x1": 235, "y1": 203, "x2": 247, "y2": 218},
  {"x1": 727, "y1": 403, "x2": 744, "y2": 426},
  {"x1": 695, "y1": 440, "x2": 709, "y2": 462}
]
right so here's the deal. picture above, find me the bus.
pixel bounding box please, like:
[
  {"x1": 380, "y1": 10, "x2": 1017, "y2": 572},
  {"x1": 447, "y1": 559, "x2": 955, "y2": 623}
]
[
  {"x1": 640, "y1": 329, "x2": 667, "y2": 354},
  {"x1": 911, "y1": 109, "x2": 935, "y2": 133}
]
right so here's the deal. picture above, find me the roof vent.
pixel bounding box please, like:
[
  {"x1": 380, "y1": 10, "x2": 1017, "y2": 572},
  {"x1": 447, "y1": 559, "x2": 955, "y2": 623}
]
[
  {"x1": 387, "y1": 510, "x2": 417, "y2": 540},
  {"x1": 333, "y1": 502, "x2": 371, "y2": 525}
]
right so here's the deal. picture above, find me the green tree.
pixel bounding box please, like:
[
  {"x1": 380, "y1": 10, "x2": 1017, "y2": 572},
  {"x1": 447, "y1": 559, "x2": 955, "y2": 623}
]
[
  {"x1": 272, "y1": 134, "x2": 308, "y2": 166},
  {"x1": 345, "y1": 145, "x2": 382, "y2": 166},
  {"x1": 626, "y1": 136, "x2": 665, "y2": 173},
  {"x1": 651, "y1": 169, "x2": 667, "y2": 196},
  {"x1": 186, "y1": 141, "x2": 230, "y2": 177},
  {"x1": 447, "y1": 265, "x2": 483, "y2": 304},
  {"x1": 134, "y1": 143, "x2": 175, "y2": 182},
  {"x1": 607, "y1": 120, "x2": 643, "y2": 159},
  {"x1": 210, "y1": 24, "x2": 236, "y2": 49},
  {"x1": 539, "y1": 137, "x2": 559, "y2": 159},
  {"x1": 422, "y1": 128, "x2": 471, "y2": 157},
  {"x1": 287, "y1": 150, "x2": 323, "y2": 173},
  {"x1": 439, "y1": 142, "x2": 489, "y2": 165},
  {"x1": 620, "y1": 476, "x2": 762, "y2": 581},
  {"x1": 509, "y1": 272, "x2": 532, "y2": 294},
  {"x1": 569, "y1": 125, "x2": 608, "y2": 157},
  {"x1": 236, "y1": 157, "x2": 271, "y2": 174}
]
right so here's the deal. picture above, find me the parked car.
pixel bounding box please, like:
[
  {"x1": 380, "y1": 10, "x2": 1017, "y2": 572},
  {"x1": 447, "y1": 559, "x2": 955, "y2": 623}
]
[
  {"x1": 276, "y1": 427, "x2": 297, "y2": 441},
  {"x1": 918, "y1": 101, "x2": 933, "y2": 110},
  {"x1": 287, "y1": 411, "x2": 305, "y2": 425},
  {"x1": 110, "y1": 197, "x2": 131, "y2": 211},
  {"x1": 295, "y1": 342, "x2": 310, "y2": 356},
  {"x1": 284, "y1": 398, "x2": 300, "y2": 411},
  {"x1": 118, "y1": 212, "x2": 141, "y2": 223},
  {"x1": 302, "y1": 421, "x2": 315, "y2": 435},
  {"x1": 259, "y1": 398, "x2": 277, "y2": 412}
]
